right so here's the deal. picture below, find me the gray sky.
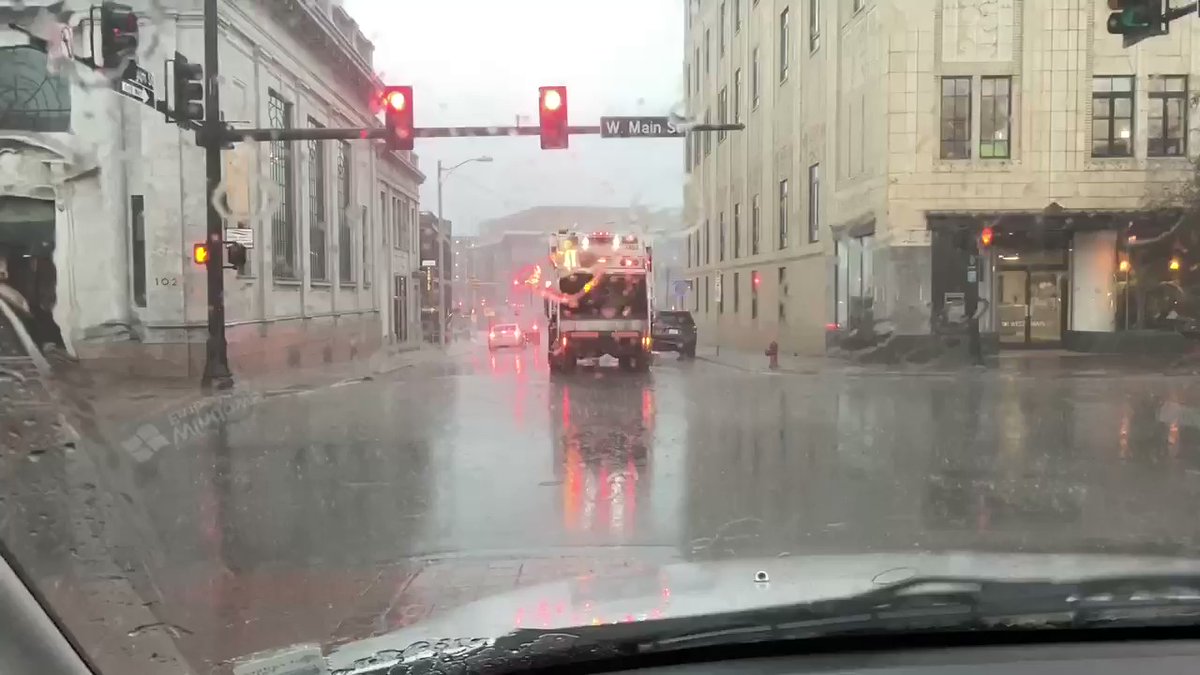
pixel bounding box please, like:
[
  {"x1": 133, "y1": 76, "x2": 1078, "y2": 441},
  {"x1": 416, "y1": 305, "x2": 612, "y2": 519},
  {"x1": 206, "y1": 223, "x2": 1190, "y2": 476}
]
[{"x1": 341, "y1": 0, "x2": 686, "y2": 235}]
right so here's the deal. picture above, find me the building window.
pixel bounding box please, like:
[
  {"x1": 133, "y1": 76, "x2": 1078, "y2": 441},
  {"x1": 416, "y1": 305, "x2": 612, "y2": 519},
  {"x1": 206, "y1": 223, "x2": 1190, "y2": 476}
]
[
  {"x1": 751, "y1": 194, "x2": 761, "y2": 254},
  {"x1": 1092, "y1": 75, "x2": 1134, "y2": 157},
  {"x1": 704, "y1": 108, "x2": 712, "y2": 155},
  {"x1": 0, "y1": 46, "x2": 70, "y2": 132},
  {"x1": 705, "y1": 29, "x2": 711, "y2": 74},
  {"x1": 752, "y1": 47, "x2": 761, "y2": 108},
  {"x1": 337, "y1": 142, "x2": 353, "y2": 284},
  {"x1": 693, "y1": 278, "x2": 700, "y2": 312},
  {"x1": 834, "y1": 234, "x2": 875, "y2": 330},
  {"x1": 694, "y1": 230, "x2": 701, "y2": 266},
  {"x1": 362, "y1": 205, "x2": 371, "y2": 288},
  {"x1": 704, "y1": 276, "x2": 710, "y2": 314},
  {"x1": 779, "y1": 8, "x2": 790, "y2": 82},
  {"x1": 980, "y1": 76, "x2": 1011, "y2": 159},
  {"x1": 940, "y1": 77, "x2": 972, "y2": 159},
  {"x1": 268, "y1": 90, "x2": 297, "y2": 280},
  {"x1": 719, "y1": 211, "x2": 726, "y2": 261},
  {"x1": 130, "y1": 195, "x2": 146, "y2": 307},
  {"x1": 382, "y1": 192, "x2": 391, "y2": 248},
  {"x1": 751, "y1": 271, "x2": 759, "y2": 320},
  {"x1": 718, "y1": 273, "x2": 725, "y2": 313},
  {"x1": 807, "y1": 163, "x2": 820, "y2": 243},
  {"x1": 809, "y1": 0, "x2": 820, "y2": 52},
  {"x1": 854, "y1": 0, "x2": 865, "y2": 10},
  {"x1": 720, "y1": 2, "x2": 726, "y2": 56},
  {"x1": 778, "y1": 266, "x2": 788, "y2": 323},
  {"x1": 1149, "y1": 75, "x2": 1187, "y2": 157},
  {"x1": 704, "y1": 219, "x2": 711, "y2": 264},
  {"x1": 694, "y1": 47, "x2": 700, "y2": 91},
  {"x1": 734, "y1": 0, "x2": 742, "y2": 32},
  {"x1": 733, "y1": 202, "x2": 742, "y2": 258},
  {"x1": 685, "y1": 63, "x2": 690, "y2": 101},
  {"x1": 734, "y1": 68, "x2": 743, "y2": 123},
  {"x1": 733, "y1": 272, "x2": 740, "y2": 313},
  {"x1": 718, "y1": 87, "x2": 728, "y2": 142},
  {"x1": 778, "y1": 178, "x2": 789, "y2": 249},
  {"x1": 307, "y1": 118, "x2": 327, "y2": 282}
]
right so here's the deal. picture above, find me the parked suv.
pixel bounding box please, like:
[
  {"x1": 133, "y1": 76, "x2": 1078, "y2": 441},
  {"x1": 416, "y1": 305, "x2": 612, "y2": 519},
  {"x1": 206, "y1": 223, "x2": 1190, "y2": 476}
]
[{"x1": 651, "y1": 310, "x2": 697, "y2": 358}]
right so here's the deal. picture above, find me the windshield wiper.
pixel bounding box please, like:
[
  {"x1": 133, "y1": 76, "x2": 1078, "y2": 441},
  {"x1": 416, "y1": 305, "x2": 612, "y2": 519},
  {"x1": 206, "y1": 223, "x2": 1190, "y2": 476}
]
[{"x1": 333, "y1": 573, "x2": 1200, "y2": 674}]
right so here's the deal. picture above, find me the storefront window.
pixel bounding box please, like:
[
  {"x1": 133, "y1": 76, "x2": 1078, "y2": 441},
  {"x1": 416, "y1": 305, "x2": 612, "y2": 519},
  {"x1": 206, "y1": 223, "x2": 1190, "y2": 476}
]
[
  {"x1": 833, "y1": 233, "x2": 875, "y2": 331},
  {"x1": 1117, "y1": 217, "x2": 1198, "y2": 332},
  {"x1": 0, "y1": 46, "x2": 71, "y2": 132}
]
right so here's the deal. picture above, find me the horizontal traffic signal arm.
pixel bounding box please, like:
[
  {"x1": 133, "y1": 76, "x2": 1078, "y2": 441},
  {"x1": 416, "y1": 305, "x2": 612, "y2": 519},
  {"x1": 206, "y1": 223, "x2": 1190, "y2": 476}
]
[{"x1": 204, "y1": 123, "x2": 745, "y2": 145}]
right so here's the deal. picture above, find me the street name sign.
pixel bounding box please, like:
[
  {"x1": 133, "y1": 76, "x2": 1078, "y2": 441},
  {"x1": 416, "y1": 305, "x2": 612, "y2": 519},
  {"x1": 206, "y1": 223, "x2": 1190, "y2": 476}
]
[
  {"x1": 224, "y1": 227, "x2": 254, "y2": 249},
  {"x1": 600, "y1": 116, "x2": 684, "y2": 138},
  {"x1": 115, "y1": 66, "x2": 154, "y2": 107}
]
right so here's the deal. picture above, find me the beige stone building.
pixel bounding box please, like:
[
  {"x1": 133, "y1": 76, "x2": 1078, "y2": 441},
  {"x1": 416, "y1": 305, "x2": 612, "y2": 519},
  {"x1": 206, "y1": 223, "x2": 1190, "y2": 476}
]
[{"x1": 684, "y1": 0, "x2": 1200, "y2": 357}]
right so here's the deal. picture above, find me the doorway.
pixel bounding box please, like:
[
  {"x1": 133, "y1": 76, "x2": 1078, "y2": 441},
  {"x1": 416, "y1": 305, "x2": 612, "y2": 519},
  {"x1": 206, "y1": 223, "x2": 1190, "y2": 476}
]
[{"x1": 997, "y1": 269, "x2": 1067, "y2": 347}]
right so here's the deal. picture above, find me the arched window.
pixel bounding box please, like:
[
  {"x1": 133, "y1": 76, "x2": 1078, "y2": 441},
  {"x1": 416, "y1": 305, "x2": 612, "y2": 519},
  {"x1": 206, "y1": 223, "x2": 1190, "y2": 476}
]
[{"x1": 0, "y1": 46, "x2": 71, "y2": 132}]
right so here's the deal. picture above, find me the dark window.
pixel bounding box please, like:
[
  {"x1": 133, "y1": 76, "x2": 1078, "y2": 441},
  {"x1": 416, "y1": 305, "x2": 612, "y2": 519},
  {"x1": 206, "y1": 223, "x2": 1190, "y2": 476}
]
[
  {"x1": 1149, "y1": 75, "x2": 1186, "y2": 157},
  {"x1": 734, "y1": 68, "x2": 742, "y2": 123},
  {"x1": 704, "y1": 108, "x2": 712, "y2": 155},
  {"x1": 779, "y1": 8, "x2": 790, "y2": 82},
  {"x1": 778, "y1": 266, "x2": 788, "y2": 323},
  {"x1": 362, "y1": 204, "x2": 371, "y2": 288},
  {"x1": 751, "y1": 194, "x2": 761, "y2": 254},
  {"x1": 685, "y1": 133, "x2": 692, "y2": 174},
  {"x1": 693, "y1": 278, "x2": 700, "y2": 312},
  {"x1": 752, "y1": 47, "x2": 761, "y2": 108},
  {"x1": 809, "y1": 0, "x2": 820, "y2": 51},
  {"x1": 694, "y1": 47, "x2": 701, "y2": 91},
  {"x1": 0, "y1": 46, "x2": 70, "y2": 132},
  {"x1": 719, "y1": 211, "x2": 726, "y2": 261},
  {"x1": 807, "y1": 163, "x2": 820, "y2": 243},
  {"x1": 734, "y1": 0, "x2": 742, "y2": 32},
  {"x1": 307, "y1": 118, "x2": 327, "y2": 281},
  {"x1": 269, "y1": 90, "x2": 297, "y2": 279},
  {"x1": 720, "y1": 2, "x2": 726, "y2": 55},
  {"x1": 718, "y1": 87, "x2": 728, "y2": 142},
  {"x1": 751, "y1": 271, "x2": 759, "y2": 320},
  {"x1": 719, "y1": 273, "x2": 725, "y2": 313},
  {"x1": 940, "y1": 77, "x2": 972, "y2": 159},
  {"x1": 130, "y1": 195, "x2": 145, "y2": 307},
  {"x1": 733, "y1": 202, "x2": 741, "y2": 258},
  {"x1": 733, "y1": 272, "x2": 740, "y2": 313},
  {"x1": 338, "y1": 141, "x2": 353, "y2": 284},
  {"x1": 704, "y1": 219, "x2": 711, "y2": 264},
  {"x1": 980, "y1": 76, "x2": 1011, "y2": 159},
  {"x1": 778, "y1": 179, "x2": 789, "y2": 249},
  {"x1": 704, "y1": 276, "x2": 710, "y2": 313},
  {"x1": 705, "y1": 29, "x2": 711, "y2": 74},
  {"x1": 1092, "y1": 75, "x2": 1134, "y2": 157}
]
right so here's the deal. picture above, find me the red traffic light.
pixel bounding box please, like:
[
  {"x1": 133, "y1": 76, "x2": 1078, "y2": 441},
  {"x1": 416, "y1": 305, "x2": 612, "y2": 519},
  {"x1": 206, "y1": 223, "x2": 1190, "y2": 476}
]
[
  {"x1": 538, "y1": 86, "x2": 568, "y2": 150},
  {"x1": 752, "y1": 271, "x2": 762, "y2": 288},
  {"x1": 979, "y1": 226, "x2": 994, "y2": 248},
  {"x1": 193, "y1": 243, "x2": 209, "y2": 265},
  {"x1": 381, "y1": 86, "x2": 414, "y2": 151}
]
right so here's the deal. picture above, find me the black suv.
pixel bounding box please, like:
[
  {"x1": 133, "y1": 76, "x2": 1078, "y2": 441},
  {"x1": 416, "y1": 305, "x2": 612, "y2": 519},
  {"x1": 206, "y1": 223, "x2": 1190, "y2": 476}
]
[{"x1": 651, "y1": 310, "x2": 697, "y2": 358}]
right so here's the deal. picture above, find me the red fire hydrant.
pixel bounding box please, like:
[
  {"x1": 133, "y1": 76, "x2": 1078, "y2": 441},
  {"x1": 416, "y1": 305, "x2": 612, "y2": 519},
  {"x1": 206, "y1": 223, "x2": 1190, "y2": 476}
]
[{"x1": 765, "y1": 341, "x2": 779, "y2": 370}]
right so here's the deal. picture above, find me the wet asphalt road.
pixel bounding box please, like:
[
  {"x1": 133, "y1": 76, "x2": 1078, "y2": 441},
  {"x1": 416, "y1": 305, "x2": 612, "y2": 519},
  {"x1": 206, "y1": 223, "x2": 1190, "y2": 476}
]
[{"x1": 7, "y1": 341, "x2": 1200, "y2": 672}]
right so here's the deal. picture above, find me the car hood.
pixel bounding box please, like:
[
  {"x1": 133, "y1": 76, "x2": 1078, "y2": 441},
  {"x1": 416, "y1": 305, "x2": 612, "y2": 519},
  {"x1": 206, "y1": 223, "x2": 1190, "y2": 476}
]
[{"x1": 319, "y1": 550, "x2": 1200, "y2": 671}]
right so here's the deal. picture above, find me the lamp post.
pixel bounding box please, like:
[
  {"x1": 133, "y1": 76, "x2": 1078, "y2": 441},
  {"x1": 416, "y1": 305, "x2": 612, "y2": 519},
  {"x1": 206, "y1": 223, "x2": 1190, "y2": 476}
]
[{"x1": 436, "y1": 156, "x2": 493, "y2": 345}]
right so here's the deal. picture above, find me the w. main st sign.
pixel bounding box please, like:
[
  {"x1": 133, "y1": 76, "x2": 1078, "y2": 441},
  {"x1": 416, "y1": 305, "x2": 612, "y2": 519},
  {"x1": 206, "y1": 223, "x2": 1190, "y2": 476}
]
[{"x1": 600, "y1": 116, "x2": 685, "y2": 138}]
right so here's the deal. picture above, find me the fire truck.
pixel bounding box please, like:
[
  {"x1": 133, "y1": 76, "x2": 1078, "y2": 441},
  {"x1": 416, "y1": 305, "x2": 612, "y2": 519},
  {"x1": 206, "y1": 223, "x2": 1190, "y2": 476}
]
[{"x1": 545, "y1": 230, "x2": 653, "y2": 373}]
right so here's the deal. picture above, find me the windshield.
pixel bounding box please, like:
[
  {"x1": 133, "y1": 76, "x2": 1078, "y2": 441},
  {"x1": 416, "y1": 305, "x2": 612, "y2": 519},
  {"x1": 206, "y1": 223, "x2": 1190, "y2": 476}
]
[{"x1": 5, "y1": 2, "x2": 1200, "y2": 674}]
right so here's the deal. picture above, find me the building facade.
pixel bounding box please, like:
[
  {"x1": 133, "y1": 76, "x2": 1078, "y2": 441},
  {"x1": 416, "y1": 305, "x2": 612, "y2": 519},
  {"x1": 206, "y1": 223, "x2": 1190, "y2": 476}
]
[
  {"x1": 0, "y1": 0, "x2": 424, "y2": 378},
  {"x1": 685, "y1": 0, "x2": 1200, "y2": 357},
  {"x1": 418, "y1": 212, "x2": 452, "y2": 342}
]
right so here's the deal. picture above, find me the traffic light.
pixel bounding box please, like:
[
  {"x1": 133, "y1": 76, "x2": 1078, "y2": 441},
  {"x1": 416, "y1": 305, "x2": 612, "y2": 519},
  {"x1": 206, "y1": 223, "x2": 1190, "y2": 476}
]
[
  {"x1": 382, "y1": 86, "x2": 414, "y2": 151},
  {"x1": 538, "y1": 86, "x2": 568, "y2": 150},
  {"x1": 1107, "y1": 0, "x2": 1167, "y2": 47},
  {"x1": 979, "y1": 225, "x2": 994, "y2": 248},
  {"x1": 193, "y1": 243, "x2": 209, "y2": 265},
  {"x1": 227, "y1": 243, "x2": 248, "y2": 271},
  {"x1": 173, "y1": 52, "x2": 204, "y2": 125},
  {"x1": 99, "y1": 2, "x2": 138, "y2": 69}
]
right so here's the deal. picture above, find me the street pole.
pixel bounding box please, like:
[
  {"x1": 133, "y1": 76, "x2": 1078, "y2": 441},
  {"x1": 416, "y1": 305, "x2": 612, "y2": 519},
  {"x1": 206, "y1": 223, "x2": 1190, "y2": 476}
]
[
  {"x1": 436, "y1": 160, "x2": 447, "y2": 346},
  {"x1": 201, "y1": 0, "x2": 232, "y2": 390}
]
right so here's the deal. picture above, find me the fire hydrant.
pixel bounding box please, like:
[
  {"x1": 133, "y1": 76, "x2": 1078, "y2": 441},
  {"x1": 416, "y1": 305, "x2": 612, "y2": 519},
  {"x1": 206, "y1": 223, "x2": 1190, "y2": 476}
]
[{"x1": 765, "y1": 341, "x2": 779, "y2": 370}]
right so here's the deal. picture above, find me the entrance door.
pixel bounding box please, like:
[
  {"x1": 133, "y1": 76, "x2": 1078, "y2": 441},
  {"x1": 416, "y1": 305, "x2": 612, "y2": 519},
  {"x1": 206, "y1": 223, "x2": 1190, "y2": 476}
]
[{"x1": 997, "y1": 269, "x2": 1067, "y2": 347}]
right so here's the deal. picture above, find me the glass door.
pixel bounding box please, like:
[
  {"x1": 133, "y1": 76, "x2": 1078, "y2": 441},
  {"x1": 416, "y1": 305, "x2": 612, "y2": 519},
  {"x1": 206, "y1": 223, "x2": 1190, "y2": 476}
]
[
  {"x1": 997, "y1": 270, "x2": 1028, "y2": 345},
  {"x1": 995, "y1": 269, "x2": 1066, "y2": 346}
]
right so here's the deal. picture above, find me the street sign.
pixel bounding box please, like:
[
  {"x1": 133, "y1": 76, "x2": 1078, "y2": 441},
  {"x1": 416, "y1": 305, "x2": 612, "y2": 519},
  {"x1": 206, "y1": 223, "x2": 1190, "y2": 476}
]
[
  {"x1": 224, "y1": 227, "x2": 254, "y2": 249},
  {"x1": 421, "y1": 258, "x2": 436, "y2": 267},
  {"x1": 600, "y1": 116, "x2": 684, "y2": 138},
  {"x1": 115, "y1": 66, "x2": 154, "y2": 107}
]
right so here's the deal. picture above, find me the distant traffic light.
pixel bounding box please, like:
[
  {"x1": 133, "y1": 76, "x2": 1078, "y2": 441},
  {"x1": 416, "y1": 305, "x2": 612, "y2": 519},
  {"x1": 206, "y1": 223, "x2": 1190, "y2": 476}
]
[
  {"x1": 173, "y1": 52, "x2": 204, "y2": 126},
  {"x1": 193, "y1": 243, "x2": 209, "y2": 265},
  {"x1": 99, "y1": 2, "x2": 138, "y2": 69},
  {"x1": 382, "y1": 86, "x2": 414, "y2": 151},
  {"x1": 1107, "y1": 0, "x2": 1166, "y2": 47},
  {"x1": 979, "y1": 226, "x2": 994, "y2": 248},
  {"x1": 538, "y1": 86, "x2": 568, "y2": 150}
]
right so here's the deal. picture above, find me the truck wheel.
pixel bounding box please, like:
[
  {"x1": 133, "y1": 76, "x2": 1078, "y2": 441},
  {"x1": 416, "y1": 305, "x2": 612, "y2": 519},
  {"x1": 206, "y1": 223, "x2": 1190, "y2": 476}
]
[{"x1": 634, "y1": 354, "x2": 651, "y2": 372}]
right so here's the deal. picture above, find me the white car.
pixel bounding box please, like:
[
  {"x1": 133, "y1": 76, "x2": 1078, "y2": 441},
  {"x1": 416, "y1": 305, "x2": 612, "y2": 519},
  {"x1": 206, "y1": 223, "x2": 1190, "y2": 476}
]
[{"x1": 488, "y1": 323, "x2": 525, "y2": 350}]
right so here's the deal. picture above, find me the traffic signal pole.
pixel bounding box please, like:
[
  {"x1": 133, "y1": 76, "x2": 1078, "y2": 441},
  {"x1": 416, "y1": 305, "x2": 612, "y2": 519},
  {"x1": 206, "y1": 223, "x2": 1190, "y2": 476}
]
[{"x1": 200, "y1": 0, "x2": 232, "y2": 390}]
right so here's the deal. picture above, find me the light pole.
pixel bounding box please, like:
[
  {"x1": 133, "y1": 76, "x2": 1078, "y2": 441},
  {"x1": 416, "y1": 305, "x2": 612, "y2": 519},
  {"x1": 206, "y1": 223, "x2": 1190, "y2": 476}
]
[{"x1": 436, "y1": 156, "x2": 492, "y2": 345}]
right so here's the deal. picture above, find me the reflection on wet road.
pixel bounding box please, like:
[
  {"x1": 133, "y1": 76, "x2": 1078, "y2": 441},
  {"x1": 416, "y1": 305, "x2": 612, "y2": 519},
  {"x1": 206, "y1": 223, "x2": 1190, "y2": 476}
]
[{"x1": 7, "y1": 343, "x2": 1200, "y2": 672}]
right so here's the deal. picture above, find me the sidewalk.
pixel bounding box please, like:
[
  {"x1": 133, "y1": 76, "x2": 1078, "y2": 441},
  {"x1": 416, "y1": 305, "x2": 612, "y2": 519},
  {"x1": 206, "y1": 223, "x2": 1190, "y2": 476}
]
[
  {"x1": 693, "y1": 345, "x2": 849, "y2": 374},
  {"x1": 60, "y1": 340, "x2": 474, "y2": 429}
]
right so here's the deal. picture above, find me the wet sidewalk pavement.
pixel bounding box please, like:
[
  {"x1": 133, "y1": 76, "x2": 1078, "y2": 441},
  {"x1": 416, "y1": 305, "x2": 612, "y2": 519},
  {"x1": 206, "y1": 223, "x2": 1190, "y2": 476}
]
[{"x1": 695, "y1": 344, "x2": 1200, "y2": 377}]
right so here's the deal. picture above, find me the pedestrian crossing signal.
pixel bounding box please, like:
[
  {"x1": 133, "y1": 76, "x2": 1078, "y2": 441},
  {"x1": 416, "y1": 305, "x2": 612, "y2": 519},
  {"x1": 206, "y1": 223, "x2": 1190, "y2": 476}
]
[{"x1": 193, "y1": 243, "x2": 209, "y2": 265}]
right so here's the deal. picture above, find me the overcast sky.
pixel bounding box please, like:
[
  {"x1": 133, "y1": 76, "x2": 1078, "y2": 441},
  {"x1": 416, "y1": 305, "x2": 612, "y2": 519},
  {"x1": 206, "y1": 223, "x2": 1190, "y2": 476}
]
[{"x1": 340, "y1": 0, "x2": 686, "y2": 236}]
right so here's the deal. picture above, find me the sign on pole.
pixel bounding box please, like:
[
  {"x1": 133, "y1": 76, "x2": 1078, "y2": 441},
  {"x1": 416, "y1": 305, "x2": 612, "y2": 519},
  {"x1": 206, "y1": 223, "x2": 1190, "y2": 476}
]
[
  {"x1": 115, "y1": 65, "x2": 154, "y2": 107},
  {"x1": 600, "y1": 116, "x2": 684, "y2": 138},
  {"x1": 224, "y1": 227, "x2": 254, "y2": 249}
]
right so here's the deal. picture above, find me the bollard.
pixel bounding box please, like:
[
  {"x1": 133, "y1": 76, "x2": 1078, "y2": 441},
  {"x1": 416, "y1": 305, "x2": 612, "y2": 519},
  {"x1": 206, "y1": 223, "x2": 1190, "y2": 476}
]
[{"x1": 765, "y1": 341, "x2": 779, "y2": 370}]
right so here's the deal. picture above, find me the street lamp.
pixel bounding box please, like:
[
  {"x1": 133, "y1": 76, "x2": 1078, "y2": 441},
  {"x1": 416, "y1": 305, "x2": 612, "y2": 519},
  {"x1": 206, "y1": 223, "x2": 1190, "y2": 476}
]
[{"x1": 436, "y1": 155, "x2": 493, "y2": 345}]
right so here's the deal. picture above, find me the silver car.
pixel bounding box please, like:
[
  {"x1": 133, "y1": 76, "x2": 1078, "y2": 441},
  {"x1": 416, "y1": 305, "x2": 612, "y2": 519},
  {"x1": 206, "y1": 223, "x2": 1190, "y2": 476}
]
[{"x1": 488, "y1": 323, "x2": 525, "y2": 350}]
